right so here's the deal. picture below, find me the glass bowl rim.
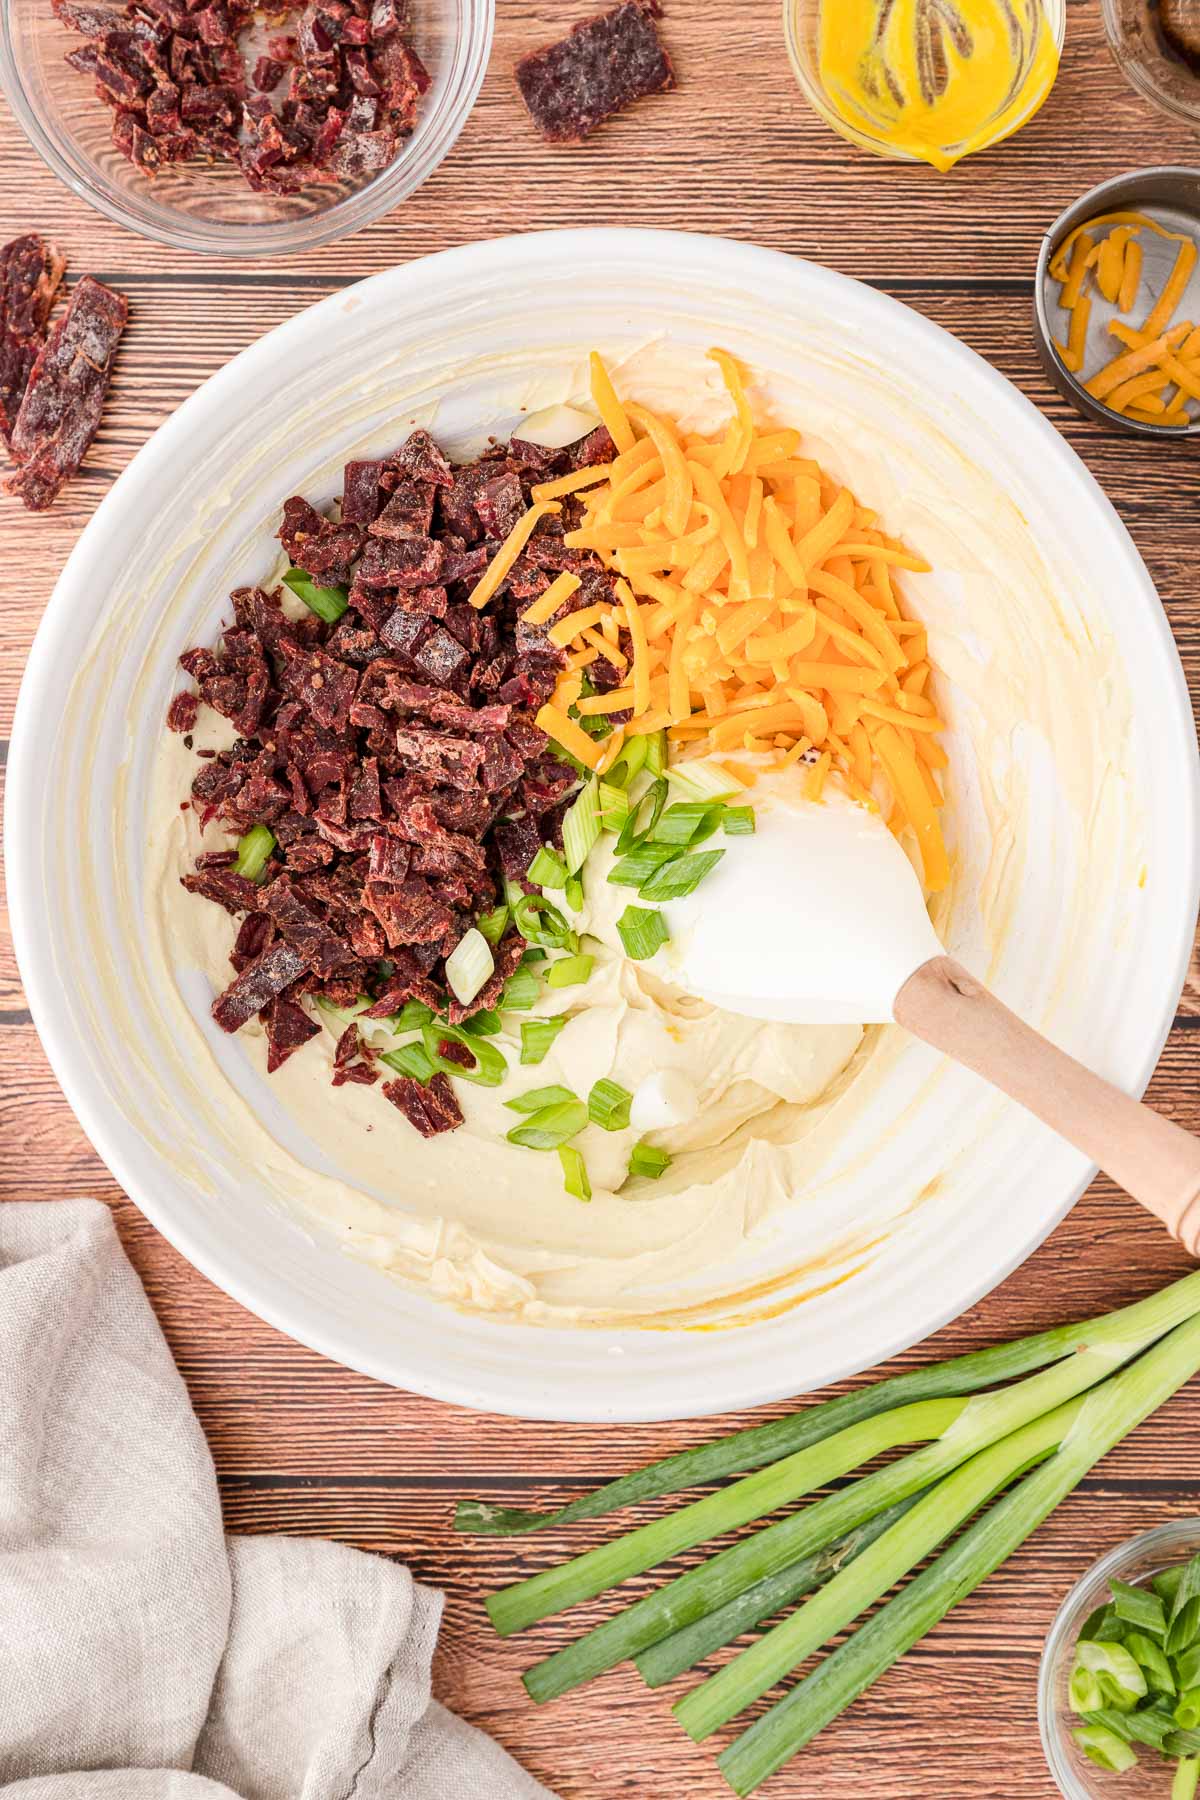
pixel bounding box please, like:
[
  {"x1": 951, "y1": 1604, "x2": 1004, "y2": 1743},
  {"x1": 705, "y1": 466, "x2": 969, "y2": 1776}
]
[{"x1": 0, "y1": 0, "x2": 495, "y2": 258}]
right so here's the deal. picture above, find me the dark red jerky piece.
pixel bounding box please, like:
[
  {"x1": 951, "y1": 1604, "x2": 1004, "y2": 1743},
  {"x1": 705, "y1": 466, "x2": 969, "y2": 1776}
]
[
  {"x1": 261, "y1": 876, "x2": 356, "y2": 977},
  {"x1": 474, "y1": 469, "x2": 525, "y2": 538},
  {"x1": 341, "y1": 457, "x2": 384, "y2": 524},
  {"x1": 278, "y1": 494, "x2": 362, "y2": 587},
  {"x1": 367, "y1": 832, "x2": 410, "y2": 882},
  {"x1": 231, "y1": 910, "x2": 272, "y2": 970},
  {"x1": 362, "y1": 949, "x2": 441, "y2": 1015},
  {"x1": 369, "y1": 478, "x2": 434, "y2": 541},
  {"x1": 0, "y1": 235, "x2": 66, "y2": 443},
  {"x1": 330, "y1": 1022, "x2": 379, "y2": 1086},
  {"x1": 521, "y1": 754, "x2": 578, "y2": 815},
  {"x1": 252, "y1": 53, "x2": 285, "y2": 90},
  {"x1": 4, "y1": 275, "x2": 126, "y2": 511},
  {"x1": 507, "y1": 437, "x2": 567, "y2": 480},
  {"x1": 263, "y1": 994, "x2": 320, "y2": 1071},
  {"x1": 276, "y1": 641, "x2": 359, "y2": 734},
  {"x1": 515, "y1": 1, "x2": 673, "y2": 144},
  {"x1": 568, "y1": 423, "x2": 617, "y2": 470},
  {"x1": 356, "y1": 534, "x2": 444, "y2": 590},
  {"x1": 363, "y1": 874, "x2": 453, "y2": 947},
  {"x1": 382, "y1": 1071, "x2": 462, "y2": 1137},
  {"x1": 392, "y1": 728, "x2": 484, "y2": 789},
  {"x1": 494, "y1": 814, "x2": 542, "y2": 885},
  {"x1": 348, "y1": 754, "x2": 382, "y2": 818},
  {"x1": 166, "y1": 690, "x2": 198, "y2": 734},
  {"x1": 411, "y1": 623, "x2": 470, "y2": 688},
  {"x1": 439, "y1": 541, "x2": 490, "y2": 587},
  {"x1": 181, "y1": 865, "x2": 262, "y2": 915},
  {"x1": 435, "y1": 1035, "x2": 475, "y2": 1069},
  {"x1": 212, "y1": 940, "x2": 307, "y2": 1031}
]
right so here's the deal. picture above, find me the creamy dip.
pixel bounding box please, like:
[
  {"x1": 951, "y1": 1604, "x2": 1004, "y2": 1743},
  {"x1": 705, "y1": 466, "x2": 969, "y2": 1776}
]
[{"x1": 151, "y1": 715, "x2": 864, "y2": 1317}]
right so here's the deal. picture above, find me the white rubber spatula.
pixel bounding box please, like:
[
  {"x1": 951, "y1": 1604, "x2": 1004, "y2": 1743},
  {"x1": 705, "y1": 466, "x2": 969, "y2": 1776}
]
[{"x1": 658, "y1": 783, "x2": 1200, "y2": 1255}]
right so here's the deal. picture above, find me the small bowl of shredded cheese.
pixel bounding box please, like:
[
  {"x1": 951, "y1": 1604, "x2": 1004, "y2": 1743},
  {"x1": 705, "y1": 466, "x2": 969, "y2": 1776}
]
[{"x1": 1036, "y1": 166, "x2": 1200, "y2": 436}]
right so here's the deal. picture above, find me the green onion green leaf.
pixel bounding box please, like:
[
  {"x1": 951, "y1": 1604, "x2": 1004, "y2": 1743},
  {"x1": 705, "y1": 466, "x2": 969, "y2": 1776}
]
[
  {"x1": 528, "y1": 845, "x2": 569, "y2": 890},
  {"x1": 1072, "y1": 1723, "x2": 1139, "y2": 1773},
  {"x1": 617, "y1": 905, "x2": 669, "y2": 961},
  {"x1": 565, "y1": 875, "x2": 585, "y2": 912},
  {"x1": 643, "y1": 728, "x2": 668, "y2": 775},
  {"x1": 520, "y1": 1016, "x2": 568, "y2": 1065},
  {"x1": 282, "y1": 567, "x2": 349, "y2": 623},
  {"x1": 608, "y1": 841, "x2": 680, "y2": 888},
  {"x1": 723, "y1": 805, "x2": 757, "y2": 836},
  {"x1": 558, "y1": 1144, "x2": 592, "y2": 1202},
  {"x1": 639, "y1": 848, "x2": 725, "y2": 902},
  {"x1": 501, "y1": 964, "x2": 542, "y2": 1012},
  {"x1": 233, "y1": 823, "x2": 276, "y2": 882},
  {"x1": 390, "y1": 998, "x2": 434, "y2": 1035},
  {"x1": 506, "y1": 1099, "x2": 588, "y2": 1151},
  {"x1": 513, "y1": 893, "x2": 577, "y2": 951},
  {"x1": 1112, "y1": 1578, "x2": 1168, "y2": 1637},
  {"x1": 478, "y1": 904, "x2": 510, "y2": 947},
  {"x1": 505, "y1": 1084, "x2": 578, "y2": 1114},
  {"x1": 629, "y1": 1140, "x2": 672, "y2": 1180},
  {"x1": 598, "y1": 780, "x2": 632, "y2": 834},
  {"x1": 420, "y1": 1022, "x2": 507, "y2": 1088},
  {"x1": 588, "y1": 1078, "x2": 632, "y2": 1132},
  {"x1": 379, "y1": 1041, "x2": 435, "y2": 1084},
  {"x1": 650, "y1": 801, "x2": 723, "y2": 846},
  {"x1": 604, "y1": 735, "x2": 648, "y2": 792},
  {"x1": 547, "y1": 953, "x2": 594, "y2": 989}
]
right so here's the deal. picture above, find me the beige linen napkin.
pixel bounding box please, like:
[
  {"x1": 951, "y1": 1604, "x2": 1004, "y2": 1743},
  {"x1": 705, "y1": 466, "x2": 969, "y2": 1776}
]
[{"x1": 0, "y1": 1199, "x2": 555, "y2": 1800}]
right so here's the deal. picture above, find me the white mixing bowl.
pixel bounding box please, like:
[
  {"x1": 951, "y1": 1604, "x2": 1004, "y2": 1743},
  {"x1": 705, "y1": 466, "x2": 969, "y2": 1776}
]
[{"x1": 7, "y1": 230, "x2": 1198, "y2": 1421}]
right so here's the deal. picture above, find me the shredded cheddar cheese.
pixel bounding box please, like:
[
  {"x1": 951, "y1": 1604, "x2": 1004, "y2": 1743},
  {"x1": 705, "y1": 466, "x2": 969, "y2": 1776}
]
[
  {"x1": 519, "y1": 352, "x2": 949, "y2": 888},
  {"x1": 468, "y1": 500, "x2": 561, "y2": 610},
  {"x1": 1051, "y1": 209, "x2": 1200, "y2": 426}
]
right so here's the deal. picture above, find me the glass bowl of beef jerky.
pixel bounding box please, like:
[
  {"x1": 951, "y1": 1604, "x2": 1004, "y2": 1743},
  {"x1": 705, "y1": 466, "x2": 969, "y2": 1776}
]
[{"x1": 0, "y1": 0, "x2": 492, "y2": 256}]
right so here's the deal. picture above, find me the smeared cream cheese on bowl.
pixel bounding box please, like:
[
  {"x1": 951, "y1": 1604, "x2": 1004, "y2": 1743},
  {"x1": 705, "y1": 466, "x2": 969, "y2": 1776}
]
[{"x1": 14, "y1": 233, "x2": 1190, "y2": 1418}]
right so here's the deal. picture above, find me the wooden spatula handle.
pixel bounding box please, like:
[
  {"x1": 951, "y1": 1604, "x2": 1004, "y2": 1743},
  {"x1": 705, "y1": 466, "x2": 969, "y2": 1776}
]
[{"x1": 894, "y1": 956, "x2": 1200, "y2": 1257}]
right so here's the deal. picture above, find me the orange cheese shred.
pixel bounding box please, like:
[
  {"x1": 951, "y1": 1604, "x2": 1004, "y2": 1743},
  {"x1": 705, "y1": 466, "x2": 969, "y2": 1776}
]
[
  {"x1": 468, "y1": 500, "x2": 561, "y2": 610},
  {"x1": 522, "y1": 570, "x2": 581, "y2": 626}
]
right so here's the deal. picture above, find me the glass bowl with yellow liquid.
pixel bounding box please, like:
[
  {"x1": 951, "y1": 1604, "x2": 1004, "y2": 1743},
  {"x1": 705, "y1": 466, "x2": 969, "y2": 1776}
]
[{"x1": 784, "y1": 0, "x2": 1065, "y2": 171}]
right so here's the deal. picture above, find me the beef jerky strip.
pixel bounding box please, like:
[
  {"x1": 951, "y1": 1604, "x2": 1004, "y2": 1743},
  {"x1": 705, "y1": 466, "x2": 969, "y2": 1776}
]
[
  {"x1": 514, "y1": 0, "x2": 674, "y2": 145},
  {"x1": 0, "y1": 235, "x2": 67, "y2": 448},
  {"x1": 4, "y1": 275, "x2": 128, "y2": 512}
]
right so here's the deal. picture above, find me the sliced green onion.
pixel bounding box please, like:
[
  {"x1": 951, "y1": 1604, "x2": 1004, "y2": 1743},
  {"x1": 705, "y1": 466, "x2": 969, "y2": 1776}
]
[
  {"x1": 547, "y1": 953, "x2": 594, "y2": 989},
  {"x1": 1072, "y1": 1723, "x2": 1139, "y2": 1773},
  {"x1": 608, "y1": 842, "x2": 680, "y2": 888},
  {"x1": 1170, "y1": 1729, "x2": 1200, "y2": 1757},
  {"x1": 617, "y1": 905, "x2": 669, "y2": 961},
  {"x1": 514, "y1": 893, "x2": 576, "y2": 950},
  {"x1": 614, "y1": 776, "x2": 668, "y2": 856},
  {"x1": 501, "y1": 963, "x2": 542, "y2": 1012},
  {"x1": 1174, "y1": 1755, "x2": 1200, "y2": 1800},
  {"x1": 598, "y1": 780, "x2": 632, "y2": 834},
  {"x1": 1112, "y1": 1578, "x2": 1167, "y2": 1637},
  {"x1": 605, "y1": 735, "x2": 647, "y2": 791},
  {"x1": 562, "y1": 777, "x2": 601, "y2": 874},
  {"x1": 668, "y1": 758, "x2": 740, "y2": 803},
  {"x1": 643, "y1": 728, "x2": 668, "y2": 775},
  {"x1": 1079, "y1": 1604, "x2": 1124, "y2": 1644},
  {"x1": 565, "y1": 875, "x2": 584, "y2": 912},
  {"x1": 1126, "y1": 1630, "x2": 1175, "y2": 1694},
  {"x1": 1170, "y1": 1601, "x2": 1200, "y2": 1658},
  {"x1": 639, "y1": 848, "x2": 725, "y2": 901},
  {"x1": 1076, "y1": 1641, "x2": 1148, "y2": 1711},
  {"x1": 1178, "y1": 1646, "x2": 1200, "y2": 1692},
  {"x1": 588, "y1": 1078, "x2": 632, "y2": 1132},
  {"x1": 558, "y1": 1144, "x2": 592, "y2": 1202},
  {"x1": 629, "y1": 1140, "x2": 671, "y2": 1180},
  {"x1": 420, "y1": 1022, "x2": 507, "y2": 1087},
  {"x1": 390, "y1": 998, "x2": 434, "y2": 1035},
  {"x1": 528, "y1": 845, "x2": 568, "y2": 890},
  {"x1": 506, "y1": 1100, "x2": 588, "y2": 1151},
  {"x1": 723, "y1": 805, "x2": 757, "y2": 835},
  {"x1": 380, "y1": 1041, "x2": 435, "y2": 1083},
  {"x1": 283, "y1": 567, "x2": 349, "y2": 622},
  {"x1": 1070, "y1": 1663, "x2": 1105, "y2": 1714},
  {"x1": 1177, "y1": 1690, "x2": 1200, "y2": 1730},
  {"x1": 650, "y1": 801, "x2": 723, "y2": 846},
  {"x1": 1117, "y1": 1701, "x2": 1178, "y2": 1749},
  {"x1": 461, "y1": 1008, "x2": 502, "y2": 1036},
  {"x1": 233, "y1": 823, "x2": 276, "y2": 881},
  {"x1": 477, "y1": 904, "x2": 509, "y2": 947},
  {"x1": 445, "y1": 927, "x2": 495, "y2": 1006},
  {"x1": 1157, "y1": 1566, "x2": 1188, "y2": 1609},
  {"x1": 505, "y1": 1084, "x2": 577, "y2": 1114},
  {"x1": 520, "y1": 1016, "x2": 568, "y2": 1065}
]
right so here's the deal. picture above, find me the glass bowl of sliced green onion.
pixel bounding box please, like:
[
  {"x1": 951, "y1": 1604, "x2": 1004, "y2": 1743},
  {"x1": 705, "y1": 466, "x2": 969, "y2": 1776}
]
[{"x1": 1040, "y1": 1521, "x2": 1200, "y2": 1798}]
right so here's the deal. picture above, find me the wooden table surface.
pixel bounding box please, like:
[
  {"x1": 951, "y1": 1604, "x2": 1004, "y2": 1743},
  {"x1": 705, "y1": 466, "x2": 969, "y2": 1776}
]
[{"x1": 3, "y1": 2, "x2": 1200, "y2": 1794}]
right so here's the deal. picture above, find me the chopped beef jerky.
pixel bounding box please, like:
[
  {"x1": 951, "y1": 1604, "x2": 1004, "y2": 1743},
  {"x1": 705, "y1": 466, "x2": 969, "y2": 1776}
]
[
  {"x1": 166, "y1": 690, "x2": 199, "y2": 734},
  {"x1": 515, "y1": 0, "x2": 674, "y2": 144},
  {"x1": 212, "y1": 941, "x2": 307, "y2": 1031},
  {"x1": 382, "y1": 1071, "x2": 462, "y2": 1137},
  {"x1": 53, "y1": 0, "x2": 429, "y2": 196},
  {"x1": 330, "y1": 1021, "x2": 379, "y2": 1085},
  {"x1": 264, "y1": 994, "x2": 320, "y2": 1070},
  {"x1": 173, "y1": 422, "x2": 620, "y2": 1093},
  {"x1": 4, "y1": 275, "x2": 127, "y2": 512},
  {"x1": 0, "y1": 235, "x2": 66, "y2": 446}
]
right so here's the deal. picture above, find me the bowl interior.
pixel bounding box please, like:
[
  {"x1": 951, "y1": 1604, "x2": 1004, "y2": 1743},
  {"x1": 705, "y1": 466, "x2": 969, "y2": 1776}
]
[
  {"x1": 0, "y1": 0, "x2": 491, "y2": 253},
  {"x1": 7, "y1": 231, "x2": 1198, "y2": 1420}
]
